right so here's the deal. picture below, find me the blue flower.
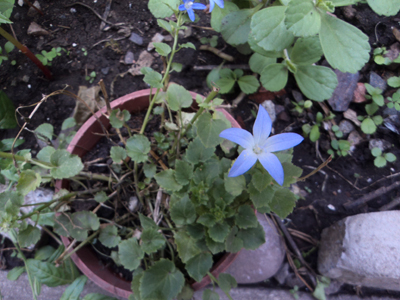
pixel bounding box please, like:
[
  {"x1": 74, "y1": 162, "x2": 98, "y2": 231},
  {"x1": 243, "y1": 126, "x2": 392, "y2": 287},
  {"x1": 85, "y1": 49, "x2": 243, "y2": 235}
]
[
  {"x1": 209, "y1": 0, "x2": 224, "y2": 12},
  {"x1": 179, "y1": 0, "x2": 207, "y2": 22},
  {"x1": 219, "y1": 105, "x2": 303, "y2": 185}
]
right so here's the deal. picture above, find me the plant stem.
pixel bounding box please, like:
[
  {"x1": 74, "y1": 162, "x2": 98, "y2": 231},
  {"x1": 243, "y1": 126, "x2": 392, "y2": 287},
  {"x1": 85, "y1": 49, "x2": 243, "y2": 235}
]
[
  {"x1": 207, "y1": 272, "x2": 234, "y2": 300},
  {"x1": 0, "y1": 26, "x2": 53, "y2": 80},
  {"x1": 58, "y1": 231, "x2": 99, "y2": 263}
]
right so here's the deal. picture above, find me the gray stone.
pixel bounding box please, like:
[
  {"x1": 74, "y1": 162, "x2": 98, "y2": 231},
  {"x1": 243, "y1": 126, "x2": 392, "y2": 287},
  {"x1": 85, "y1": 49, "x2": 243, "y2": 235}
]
[
  {"x1": 292, "y1": 90, "x2": 303, "y2": 102},
  {"x1": 261, "y1": 100, "x2": 276, "y2": 124},
  {"x1": 27, "y1": 22, "x2": 50, "y2": 36},
  {"x1": 101, "y1": 66, "x2": 110, "y2": 75},
  {"x1": 0, "y1": 271, "x2": 125, "y2": 300},
  {"x1": 328, "y1": 70, "x2": 359, "y2": 112},
  {"x1": 347, "y1": 130, "x2": 363, "y2": 149},
  {"x1": 274, "y1": 263, "x2": 305, "y2": 288},
  {"x1": 147, "y1": 33, "x2": 164, "y2": 51},
  {"x1": 369, "y1": 72, "x2": 387, "y2": 92},
  {"x1": 338, "y1": 120, "x2": 354, "y2": 137},
  {"x1": 27, "y1": 1, "x2": 41, "y2": 17},
  {"x1": 225, "y1": 213, "x2": 285, "y2": 283},
  {"x1": 318, "y1": 211, "x2": 400, "y2": 291},
  {"x1": 123, "y1": 51, "x2": 134, "y2": 65},
  {"x1": 368, "y1": 139, "x2": 391, "y2": 152},
  {"x1": 129, "y1": 32, "x2": 143, "y2": 45}
]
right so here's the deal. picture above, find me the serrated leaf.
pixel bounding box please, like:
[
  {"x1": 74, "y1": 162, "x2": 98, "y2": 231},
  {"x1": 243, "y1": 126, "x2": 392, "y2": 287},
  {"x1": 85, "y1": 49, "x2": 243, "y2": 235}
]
[
  {"x1": 167, "y1": 84, "x2": 193, "y2": 111},
  {"x1": 184, "y1": 137, "x2": 215, "y2": 164},
  {"x1": 60, "y1": 275, "x2": 87, "y2": 300},
  {"x1": 270, "y1": 188, "x2": 297, "y2": 218},
  {"x1": 237, "y1": 75, "x2": 260, "y2": 94},
  {"x1": 174, "y1": 160, "x2": 193, "y2": 186},
  {"x1": 282, "y1": 162, "x2": 303, "y2": 187},
  {"x1": 251, "y1": 6, "x2": 295, "y2": 52},
  {"x1": 139, "y1": 213, "x2": 158, "y2": 229},
  {"x1": 126, "y1": 135, "x2": 151, "y2": 163},
  {"x1": 185, "y1": 252, "x2": 213, "y2": 282},
  {"x1": 221, "y1": 6, "x2": 260, "y2": 46},
  {"x1": 224, "y1": 173, "x2": 246, "y2": 196},
  {"x1": 153, "y1": 42, "x2": 171, "y2": 56},
  {"x1": 140, "y1": 259, "x2": 185, "y2": 300},
  {"x1": 0, "y1": 88, "x2": 16, "y2": 129},
  {"x1": 237, "y1": 223, "x2": 265, "y2": 250},
  {"x1": 170, "y1": 195, "x2": 196, "y2": 225},
  {"x1": 54, "y1": 211, "x2": 100, "y2": 241},
  {"x1": 16, "y1": 170, "x2": 41, "y2": 196},
  {"x1": 175, "y1": 231, "x2": 202, "y2": 263},
  {"x1": 110, "y1": 146, "x2": 127, "y2": 164},
  {"x1": 141, "y1": 227, "x2": 165, "y2": 254},
  {"x1": 18, "y1": 225, "x2": 41, "y2": 248},
  {"x1": 218, "y1": 273, "x2": 237, "y2": 294},
  {"x1": 202, "y1": 289, "x2": 219, "y2": 300},
  {"x1": 155, "y1": 169, "x2": 182, "y2": 191},
  {"x1": 225, "y1": 226, "x2": 244, "y2": 253},
  {"x1": 50, "y1": 150, "x2": 84, "y2": 179},
  {"x1": 211, "y1": 2, "x2": 239, "y2": 32},
  {"x1": 141, "y1": 67, "x2": 163, "y2": 88},
  {"x1": 131, "y1": 269, "x2": 144, "y2": 300},
  {"x1": 26, "y1": 259, "x2": 76, "y2": 287},
  {"x1": 361, "y1": 118, "x2": 377, "y2": 134},
  {"x1": 367, "y1": 0, "x2": 400, "y2": 16},
  {"x1": 248, "y1": 33, "x2": 283, "y2": 58},
  {"x1": 235, "y1": 205, "x2": 257, "y2": 229},
  {"x1": 109, "y1": 109, "x2": 130, "y2": 129},
  {"x1": 249, "y1": 53, "x2": 276, "y2": 74},
  {"x1": 148, "y1": 0, "x2": 180, "y2": 18},
  {"x1": 294, "y1": 65, "x2": 338, "y2": 101},
  {"x1": 319, "y1": 14, "x2": 370, "y2": 73},
  {"x1": 208, "y1": 222, "x2": 230, "y2": 243},
  {"x1": 260, "y1": 63, "x2": 288, "y2": 92},
  {"x1": 285, "y1": 0, "x2": 321, "y2": 37},
  {"x1": 205, "y1": 235, "x2": 225, "y2": 254},
  {"x1": 252, "y1": 169, "x2": 272, "y2": 192},
  {"x1": 197, "y1": 213, "x2": 217, "y2": 227},
  {"x1": 290, "y1": 36, "x2": 323, "y2": 65},
  {"x1": 195, "y1": 113, "x2": 229, "y2": 148},
  {"x1": 99, "y1": 225, "x2": 121, "y2": 248},
  {"x1": 37, "y1": 146, "x2": 55, "y2": 163},
  {"x1": 118, "y1": 238, "x2": 144, "y2": 271},
  {"x1": 249, "y1": 184, "x2": 275, "y2": 210}
]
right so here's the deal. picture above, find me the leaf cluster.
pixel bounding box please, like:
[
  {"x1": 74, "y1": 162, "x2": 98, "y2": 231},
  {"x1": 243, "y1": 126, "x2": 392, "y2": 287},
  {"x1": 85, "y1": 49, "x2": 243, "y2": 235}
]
[{"x1": 371, "y1": 147, "x2": 396, "y2": 168}]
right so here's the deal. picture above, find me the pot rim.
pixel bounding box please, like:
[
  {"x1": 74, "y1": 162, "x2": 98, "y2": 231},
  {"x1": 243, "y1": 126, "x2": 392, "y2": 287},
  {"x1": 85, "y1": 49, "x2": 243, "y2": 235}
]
[{"x1": 55, "y1": 89, "x2": 241, "y2": 299}]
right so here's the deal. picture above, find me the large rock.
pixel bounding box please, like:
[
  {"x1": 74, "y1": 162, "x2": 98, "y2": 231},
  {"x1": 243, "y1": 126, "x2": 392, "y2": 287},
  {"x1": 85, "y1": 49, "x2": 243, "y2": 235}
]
[
  {"x1": 318, "y1": 211, "x2": 400, "y2": 291},
  {"x1": 225, "y1": 213, "x2": 285, "y2": 283}
]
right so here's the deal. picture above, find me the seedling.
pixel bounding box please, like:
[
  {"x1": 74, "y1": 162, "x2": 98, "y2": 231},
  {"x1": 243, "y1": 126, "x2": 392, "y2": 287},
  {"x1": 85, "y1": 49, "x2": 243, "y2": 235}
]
[
  {"x1": 35, "y1": 47, "x2": 65, "y2": 66},
  {"x1": 291, "y1": 99, "x2": 312, "y2": 114},
  {"x1": 331, "y1": 125, "x2": 343, "y2": 138},
  {"x1": 85, "y1": 71, "x2": 97, "y2": 84},
  {"x1": 290, "y1": 286, "x2": 299, "y2": 300},
  {"x1": 302, "y1": 112, "x2": 334, "y2": 142},
  {"x1": 386, "y1": 89, "x2": 400, "y2": 111},
  {"x1": 82, "y1": 48, "x2": 88, "y2": 56},
  {"x1": 0, "y1": 41, "x2": 15, "y2": 65},
  {"x1": 215, "y1": 68, "x2": 259, "y2": 95},
  {"x1": 327, "y1": 139, "x2": 350, "y2": 158},
  {"x1": 373, "y1": 47, "x2": 400, "y2": 65},
  {"x1": 364, "y1": 83, "x2": 384, "y2": 106},
  {"x1": 388, "y1": 76, "x2": 400, "y2": 88},
  {"x1": 371, "y1": 147, "x2": 396, "y2": 168},
  {"x1": 200, "y1": 35, "x2": 218, "y2": 47},
  {"x1": 358, "y1": 103, "x2": 383, "y2": 134}
]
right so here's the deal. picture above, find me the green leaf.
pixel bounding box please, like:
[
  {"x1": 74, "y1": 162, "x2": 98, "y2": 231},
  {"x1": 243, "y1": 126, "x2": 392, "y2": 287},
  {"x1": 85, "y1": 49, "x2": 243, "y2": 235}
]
[
  {"x1": 185, "y1": 252, "x2": 213, "y2": 282},
  {"x1": 126, "y1": 135, "x2": 151, "y2": 163},
  {"x1": 371, "y1": 147, "x2": 382, "y2": 157},
  {"x1": 18, "y1": 225, "x2": 41, "y2": 248},
  {"x1": 0, "y1": 138, "x2": 24, "y2": 152},
  {"x1": 82, "y1": 294, "x2": 118, "y2": 300},
  {"x1": 153, "y1": 42, "x2": 171, "y2": 56},
  {"x1": 110, "y1": 146, "x2": 127, "y2": 164},
  {"x1": 290, "y1": 36, "x2": 323, "y2": 65},
  {"x1": 131, "y1": 269, "x2": 144, "y2": 300},
  {"x1": 249, "y1": 53, "x2": 276, "y2": 74},
  {"x1": 141, "y1": 67, "x2": 163, "y2": 88},
  {"x1": 7, "y1": 266, "x2": 25, "y2": 281},
  {"x1": 35, "y1": 246, "x2": 56, "y2": 261},
  {"x1": 118, "y1": 238, "x2": 144, "y2": 271},
  {"x1": 37, "y1": 146, "x2": 55, "y2": 163},
  {"x1": 16, "y1": 170, "x2": 41, "y2": 196},
  {"x1": 174, "y1": 160, "x2": 193, "y2": 186},
  {"x1": 294, "y1": 65, "x2": 338, "y2": 101},
  {"x1": 197, "y1": 213, "x2": 216, "y2": 227},
  {"x1": 218, "y1": 273, "x2": 237, "y2": 295},
  {"x1": 35, "y1": 123, "x2": 54, "y2": 141},
  {"x1": 171, "y1": 62, "x2": 183, "y2": 72},
  {"x1": 225, "y1": 226, "x2": 243, "y2": 253},
  {"x1": 367, "y1": 0, "x2": 400, "y2": 16},
  {"x1": 216, "y1": 77, "x2": 236, "y2": 94},
  {"x1": 374, "y1": 156, "x2": 387, "y2": 168},
  {"x1": 170, "y1": 195, "x2": 196, "y2": 225},
  {"x1": 361, "y1": 118, "x2": 377, "y2": 134},
  {"x1": 175, "y1": 231, "x2": 202, "y2": 263},
  {"x1": 388, "y1": 76, "x2": 400, "y2": 88},
  {"x1": 237, "y1": 75, "x2": 260, "y2": 94},
  {"x1": 365, "y1": 102, "x2": 379, "y2": 116},
  {"x1": 235, "y1": 205, "x2": 257, "y2": 229},
  {"x1": 309, "y1": 124, "x2": 320, "y2": 142},
  {"x1": 143, "y1": 163, "x2": 157, "y2": 178},
  {"x1": 141, "y1": 227, "x2": 165, "y2": 254},
  {"x1": 99, "y1": 225, "x2": 121, "y2": 248},
  {"x1": 54, "y1": 211, "x2": 100, "y2": 241},
  {"x1": 251, "y1": 6, "x2": 295, "y2": 52},
  {"x1": 61, "y1": 117, "x2": 76, "y2": 131},
  {"x1": 50, "y1": 150, "x2": 84, "y2": 179},
  {"x1": 109, "y1": 109, "x2": 130, "y2": 129},
  {"x1": 26, "y1": 259, "x2": 76, "y2": 287},
  {"x1": 285, "y1": 0, "x2": 321, "y2": 37},
  {"x1": 195, "y1": 113, "x2": 229, "y2": 148},
  {"x1": 202, "y1": 289, "x2": 219, "y2": 300},
  {"x1": 0, "y1": 0, "x2": 14, "y2": 20},
  {"x1": 319, "y1": 14, "x2": 370, "y2": 73},
  {"x1": 282, "y1": 162, "x2": 303, "y2": 187},
  {"x1": 205, "y1": 235, "x2": 225, "y2": 254},
  {"x1": 94, "y1": 191, "x2": 108, "y2": 203},
  {"x1": 224, "y1": 174, "x2": 246, "y2": 196},
  {"x1": 260, "y1": 63, "x2": 288, "y2": 92},
  {"x1": 384, "y1": 152, "x2": 397, "y2": 162},
  {"x1": 208, "y1": 222, "x2": 230, "y2": 243},
  {"x1": 312, "y1": 277, "x2": 331, "y2": 300},
  {"x1": 184, "y1": 137, "x2": 215, "y2": 164},
  {"x1": 221, "y1": 6, "x2": 260, "y2": 46},
  {"x1": 139, "y1": 213, "x2": 158, "y2": 229},
  {"x1": 249, "y1": 184, "x2": 275, "y2": 210},
  {"x1": 237, "y1": 223, "x2": 265, "y2": 250},
  {"x1": 270, "y1": 188, "x2": 297, "y2": 218},
  {"x1": 148, "y1": 0, "x2": 180, "y2": 18},
  {"x1": 157, "y1": 19, "x2": 172, "y2": 33},
  {"x1": 60, "y1": 275, "x2": 87, "y2": 300},
  {"x1": 140, "y1": 259, "x2": 185, "y2": 300},
  {"x1": 211, "y1": 2, "x2": 239, "y2": 32},
  {"x1": 167, "y1": 84, "x2": 193, "y2": 111},
  {"x1": 155, "y1": 169, "x2": 182, "y2": 191}
]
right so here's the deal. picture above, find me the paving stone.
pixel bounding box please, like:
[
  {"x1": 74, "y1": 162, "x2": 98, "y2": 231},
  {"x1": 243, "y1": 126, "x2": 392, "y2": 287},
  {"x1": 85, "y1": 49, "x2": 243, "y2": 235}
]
[
  {"x1": 328, "y1": 70, "x2": 359, "y2": 112},
  {"x1": 318, "y1": 211, "x2": 400, "y2": 291},
  {"x1": 225, "y1": 213, "x2": 285, "y2": 283},
  {"x1": 369, "y1": 72, "x2": 387, "y2": 92}
]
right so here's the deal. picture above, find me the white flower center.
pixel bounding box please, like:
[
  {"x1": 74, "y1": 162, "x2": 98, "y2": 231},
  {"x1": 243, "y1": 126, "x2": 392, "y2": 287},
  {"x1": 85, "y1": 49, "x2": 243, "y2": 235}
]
[
  {"x1": 185, "y1": 1, "x2": 193, "y2": 9},
  {"x1": 253, "y1": 145, "x2": 263, "y2": 155}
]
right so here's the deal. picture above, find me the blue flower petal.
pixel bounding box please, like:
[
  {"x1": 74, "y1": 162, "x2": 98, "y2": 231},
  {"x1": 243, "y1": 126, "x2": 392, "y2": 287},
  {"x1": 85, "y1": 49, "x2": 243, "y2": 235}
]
[
  {"x1": 192, "y1": 3, "x2": 207, "y2": 10},
  {"x1": 187, "y1": 8, "x2": 195, "y2": 21},
  {"x1": 258, "y1": 152, "x2": 284, "y2": 185},
  {"x1": 253, "y1": 105, "x2": 272, "y2": 146},
  {"x1": 219, "y1": 128, "x2": 255, "y2": 149},
  {"x1": 209, "y1": 0, "x2": 215, "y2": 11},
  {"x1": 228, "y1": 149, "x2": 257, "y2": 177},
  {"x1": 263, "y1": 133, "x2": 304, "y2": 152},
  {"x1": 178, "y1": 4, "x2": 186, "y2": 11},
  {"x1": 214, "y1": 0, "x2": 224, "y2": 8}
]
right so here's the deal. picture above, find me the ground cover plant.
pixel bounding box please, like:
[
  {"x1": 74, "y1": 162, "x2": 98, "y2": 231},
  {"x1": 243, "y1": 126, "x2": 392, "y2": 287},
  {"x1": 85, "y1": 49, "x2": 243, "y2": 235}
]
[{"x1": 1, "y1": 0, "x2": 400, "y2": 299}]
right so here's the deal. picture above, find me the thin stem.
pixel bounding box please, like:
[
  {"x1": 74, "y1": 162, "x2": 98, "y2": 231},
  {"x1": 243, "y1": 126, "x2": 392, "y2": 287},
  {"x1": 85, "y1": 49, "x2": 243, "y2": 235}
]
[
  {"x1": 58, "y1": 231, "x2": 99, "y2": 263},
  {"x1": 207, "y1": 272, "x2": 234, "y2": 300}
]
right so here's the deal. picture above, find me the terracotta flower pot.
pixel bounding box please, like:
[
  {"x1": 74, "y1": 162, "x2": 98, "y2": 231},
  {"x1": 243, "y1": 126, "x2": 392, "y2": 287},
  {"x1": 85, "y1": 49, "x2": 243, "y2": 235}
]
[{"x1": 55, "y1": 89, "x2": 241, "y2": 299}]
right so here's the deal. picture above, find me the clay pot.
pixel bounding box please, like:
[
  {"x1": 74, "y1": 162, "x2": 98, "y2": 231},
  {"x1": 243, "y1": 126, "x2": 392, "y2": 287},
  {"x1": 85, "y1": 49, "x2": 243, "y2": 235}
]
[{"x1": 55, "y1": 89, "x2": 241, "y2": 299}]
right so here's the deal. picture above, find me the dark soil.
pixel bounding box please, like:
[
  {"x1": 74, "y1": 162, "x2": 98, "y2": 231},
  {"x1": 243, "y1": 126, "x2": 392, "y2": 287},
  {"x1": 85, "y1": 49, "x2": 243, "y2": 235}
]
[{"x1": 1, "y1": 0, "x2": 400, "y2": 298}]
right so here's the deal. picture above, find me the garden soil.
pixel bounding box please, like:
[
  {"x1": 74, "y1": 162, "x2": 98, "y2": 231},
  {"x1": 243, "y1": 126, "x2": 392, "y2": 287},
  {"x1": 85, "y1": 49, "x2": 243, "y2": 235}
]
[{"x1": 1, "y1": 0, "x2": 400, "y2": 298}]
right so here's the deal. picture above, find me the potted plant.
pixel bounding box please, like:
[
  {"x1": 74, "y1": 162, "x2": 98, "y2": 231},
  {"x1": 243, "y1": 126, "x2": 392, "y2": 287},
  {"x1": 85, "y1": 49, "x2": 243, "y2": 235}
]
[{"x1": 0, "y1": 1, "x2": 305, "y2": 299}]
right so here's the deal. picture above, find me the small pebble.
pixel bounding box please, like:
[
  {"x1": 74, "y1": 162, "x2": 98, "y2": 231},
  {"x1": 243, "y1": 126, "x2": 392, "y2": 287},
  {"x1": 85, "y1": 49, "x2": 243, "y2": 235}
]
[
  {"x1": 391, "y1": 168, "x2": 395, "y2": 172},
  {"x1": 72, "y1": 43, "x2": 77, "y2": 47},
  {"x1": 327, "y1": 204, "x2": 336, "y2": 211},
  {"x1": 27, "y1": 84, "x2": 31, "y2": 88},
  {"x1": 367, "y1": 178, "x2": 372, "y2": 183},
  {"x1": 46, "y1": 118, "x2": 50, "y2": 121},
  {"x1": 337, "y1": 189, "x2": 341, "y2": 194},
  {"x1": 70, "y1": 8, "x2": 76, "y2": 13},
  {"x1": 101, "y1": 67, "x2": 110, "y2": 75}
]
